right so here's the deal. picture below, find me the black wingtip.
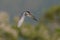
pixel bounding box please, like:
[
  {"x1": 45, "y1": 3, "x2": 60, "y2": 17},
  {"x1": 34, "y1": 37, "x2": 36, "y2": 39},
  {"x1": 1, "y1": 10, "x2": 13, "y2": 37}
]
[{"x1": 33, "y1": 18, "x2": 38, "y2": 21}]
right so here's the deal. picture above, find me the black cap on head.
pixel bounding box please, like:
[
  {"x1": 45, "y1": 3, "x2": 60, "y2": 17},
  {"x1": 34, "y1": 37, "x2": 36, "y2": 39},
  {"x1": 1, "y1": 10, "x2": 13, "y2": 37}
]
[{"x1": 26, "y1": 11, "x2": 30, "y2": 13}]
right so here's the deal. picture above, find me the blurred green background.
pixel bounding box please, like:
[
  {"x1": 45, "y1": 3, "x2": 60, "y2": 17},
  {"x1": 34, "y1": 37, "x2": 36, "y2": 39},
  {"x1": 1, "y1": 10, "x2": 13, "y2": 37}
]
[{"x1": 0, "y1": 0, "x2": 60, "y2": 40}]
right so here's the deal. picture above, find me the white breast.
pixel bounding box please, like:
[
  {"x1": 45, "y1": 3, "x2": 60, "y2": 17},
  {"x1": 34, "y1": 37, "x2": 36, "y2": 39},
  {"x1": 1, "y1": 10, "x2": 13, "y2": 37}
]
[{"x1": 17, "y1": 15, "x2": 25, "y2": 28}]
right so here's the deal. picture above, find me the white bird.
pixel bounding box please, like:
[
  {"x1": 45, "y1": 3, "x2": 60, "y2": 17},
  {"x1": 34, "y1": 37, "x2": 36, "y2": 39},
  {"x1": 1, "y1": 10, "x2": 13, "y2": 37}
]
[{"x1": 17, "y1": 11, "x2": 37, "y2": 28}]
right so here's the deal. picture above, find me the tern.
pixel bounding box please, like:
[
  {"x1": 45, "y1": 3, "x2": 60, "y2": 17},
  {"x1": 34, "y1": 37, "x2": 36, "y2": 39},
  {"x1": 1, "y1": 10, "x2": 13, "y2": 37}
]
[{"x1": 17, "y1": 11, "x2": 37, "y2": 27}]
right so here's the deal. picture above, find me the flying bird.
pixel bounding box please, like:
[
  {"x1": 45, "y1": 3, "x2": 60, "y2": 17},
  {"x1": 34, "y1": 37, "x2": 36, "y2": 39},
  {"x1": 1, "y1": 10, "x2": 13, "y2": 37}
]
[{"x1": 17, "y1": 11, "x2": 37, "y2": 27}]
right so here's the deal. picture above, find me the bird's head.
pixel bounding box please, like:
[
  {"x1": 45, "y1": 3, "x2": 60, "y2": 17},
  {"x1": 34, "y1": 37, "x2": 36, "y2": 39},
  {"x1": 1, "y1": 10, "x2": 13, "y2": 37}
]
[{"x1": 24, "y1": 11, "x2": 38, "y2": 21}]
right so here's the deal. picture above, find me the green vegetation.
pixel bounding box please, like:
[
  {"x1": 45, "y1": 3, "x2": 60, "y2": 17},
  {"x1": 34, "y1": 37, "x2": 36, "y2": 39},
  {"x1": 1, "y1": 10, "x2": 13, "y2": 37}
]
[{"x1": 0, "y1": 6, "x2": 60, "y2": 40}]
